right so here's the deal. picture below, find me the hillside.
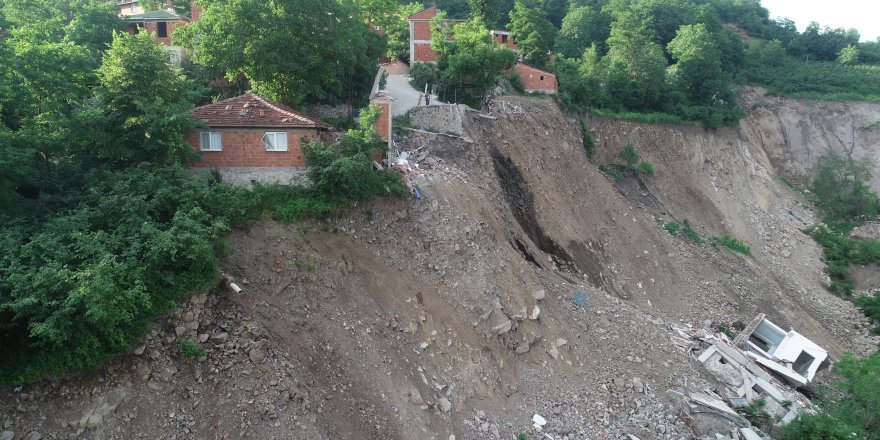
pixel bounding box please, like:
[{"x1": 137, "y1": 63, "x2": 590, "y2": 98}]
[{"x1": 1, "y1": 91, "x2": 878, "y2": 440}]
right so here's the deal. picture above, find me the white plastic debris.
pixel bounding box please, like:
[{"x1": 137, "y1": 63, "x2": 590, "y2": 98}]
[{"x1": 532, "y1": 413, "x2": 547, "y2": 428}]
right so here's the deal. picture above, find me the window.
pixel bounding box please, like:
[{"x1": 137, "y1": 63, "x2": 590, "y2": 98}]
[
  {"x1": 540, "y1": 75, "x2": 544, "y2": 81},
  {"x1": 501, "y1": 34, "x2": 508, "y2": 43},
  {"x1": 263, "y1": 132, "x2": 288, "y2": 151},
  {"x1": 157, "y1": 21, "x2": 168, "y2": 38},
  {"x1": 199, "y1": 131, "x2": 222, "y2": 151},
  {"x1": 130, "y1": 3, "x2": 136, "y2": 12}
]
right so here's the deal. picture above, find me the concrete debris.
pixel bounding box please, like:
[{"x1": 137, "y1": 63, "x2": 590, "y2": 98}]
[
  {"x1": 529, "y1": 305, "x2": 540, "y2": 320},
  {"x1": 533, "y1": 289, "x2": 546, "y2": 301},
  {"x1": 739, "y1": 427, "x2": 763, "y2": 440},
  {"x1": 735, "y1": 315, "x2": 829, "y2": 383}
]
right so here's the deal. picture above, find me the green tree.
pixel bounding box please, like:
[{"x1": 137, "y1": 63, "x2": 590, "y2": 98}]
[
  {"x1": 838, "y1": 44, "x2": 860, "y2": 65},
  {"x1": 179, "y1": 0, "x2": 384, "y2": 106},
  {"x1": 384, "y1": 3, "x2": 426, "y2": 61},
  {"x1": 554, "y1": 5, "x2": 600, "y2": 58},
  {"x1": 436, "y1": 0, "x2": 470, "y2": 18},
  {"x1": 810, "y1": 152, "x2": 880, "y2": 226},
  {"x1": 93, "y1": 32, "x2": 201, "y2": 165},
  {"x1": 605, "y1": 11, "x2": 667, "y2": 109},
  {"x1": 469, "y1": 0, "x2": 501, "y2": 27},
  {"x1": 433, "y1": 17, "x2": 517, "y2": 107},
  {"x1": 540, "y1": 0, "x2": 569, "y2": 28},
  {"x1": 509, "y1": 1, "x2": 557, "y2": 66}
]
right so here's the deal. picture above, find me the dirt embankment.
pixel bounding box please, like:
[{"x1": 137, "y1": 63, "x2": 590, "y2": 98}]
[{"x1": 1, "y1": 94, "x2": 878, "y2": 440}]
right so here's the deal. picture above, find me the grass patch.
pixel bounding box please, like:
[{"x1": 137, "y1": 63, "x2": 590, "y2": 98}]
[
  {"x1": 680, "y1": 219, "x2": 703, "y2": 244},
  {"x1": 580, "y1": 121, "x2": 596, "y2": 160},
  {"x1": 710, "y1": 236, "x2": 752, "y2": 256},
  {"x1": 591, "y1": 108, "x2": 693, "y2": 125},
  {"x1": 177, "y1": 339, "x2": 205, "y2": 358},
  {"x1": 599, "y1": 164, "x2": 622, "y2": 181}
]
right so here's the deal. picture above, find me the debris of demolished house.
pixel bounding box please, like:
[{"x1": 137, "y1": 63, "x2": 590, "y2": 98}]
[{"x1": 666, "y1": 313, "x2": 830, "y2": 438}]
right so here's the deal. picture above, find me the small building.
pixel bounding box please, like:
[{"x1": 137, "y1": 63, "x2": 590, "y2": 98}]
[
  {"x1": 407, "y1": 6, "x2": 465, "y2": 65},
  {"x1": 491, "y1": 30, "x2": 517, "y2": 50},
  {"x1": 187, "y1": 93, "x2": 331, "y2": 184},
  {"x1": 511, "y1": 62, "x2": 557, "y2": 94},
  {"x1": 125, "y1": 9, "x2": 189, "y2": 45}
]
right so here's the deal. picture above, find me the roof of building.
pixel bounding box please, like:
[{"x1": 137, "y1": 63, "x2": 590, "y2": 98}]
[
  {"x1": 193, "y1": 93, "x2": 331, "y2": 129},
  {"x1": 408, "y1": 6, "x2": 437, "y2": 20},
  {"x1": 126, "y1": 9, "x2": 189, "y2": 21},
  {"x1": 514, "y1": 61, "x2": 557, "y2": 77}
]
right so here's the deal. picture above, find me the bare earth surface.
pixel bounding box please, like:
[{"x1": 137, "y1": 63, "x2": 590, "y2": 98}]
[{"x1": 2, "y1": 91, "x2": 879, "y2": 440}]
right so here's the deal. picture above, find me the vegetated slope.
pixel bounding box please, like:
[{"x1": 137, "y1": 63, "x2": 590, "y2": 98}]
[{"x1": 1, "y1": 95, "x2": 878, "y2": 440}]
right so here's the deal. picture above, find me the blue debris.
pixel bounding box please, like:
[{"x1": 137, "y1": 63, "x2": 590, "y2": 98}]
[
  {"x1": 412, "y1": 184, "x2": 422, "y2": 200},
  {"x1": 571, "y1": 291, "x2": 588, "y2": 308}
]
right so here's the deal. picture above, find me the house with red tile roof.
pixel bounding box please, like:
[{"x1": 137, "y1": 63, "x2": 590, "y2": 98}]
[{"x1": 187, "y1": 93, "x2": 331, "y2": 175}]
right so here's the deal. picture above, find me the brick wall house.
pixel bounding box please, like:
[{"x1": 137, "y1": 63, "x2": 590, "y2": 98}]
[
  {"x1": 187, "y1": 93, "x2": 330, "y2": 169},
  {"x1": 125, "y1": 10, "x2": 189, "y2": 45},
  {"x1": 490, "y1": 30, "x2": 518, "y2": 50},
  {"x1": 511, "y1": 62, "x2": 558, "y2": 94},
  {"x1": 408, "y1": 6, "x2": 465, "y2": 65}
]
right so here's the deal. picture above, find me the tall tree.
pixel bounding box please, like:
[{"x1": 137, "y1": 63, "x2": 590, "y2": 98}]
[
  {"x1": 433, "y1": 17, "x2": 517, "y2": 107},
  {"x1": 178, "y1": 0, "x2": 384, "y2": 107},
  {"x1": 604, "y1": 10, "x2": 667, "y2": 109},
  {"x1": 94, "y1": 32, "x2": 201, "y2": 165},
  {"x1": 541, "y1": 0, "x2": 568, "y2": 27},
  {"x1": 509, "y1": 1, "x2": 557, "y2": 66},
  {"x1": 554, "y1": 5, "x2": 599, "y2": 58},
  {"x1": 468, "y1": 0, "x2": 500, "y2": 27}
]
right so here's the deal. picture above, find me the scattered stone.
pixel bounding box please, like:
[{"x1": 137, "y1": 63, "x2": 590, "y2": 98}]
[
  {"x1": 132, "y1": 343, "x2": 146, "y2": 356},
  {"x1": 515, "y1": 343, "x2": 530, "y2": 354},
  {"x1": 78, "y1": 388, "x2": 129, "y2": 429},
  {"x1": 198, "y1": 333, "x2": 209, "y2": 343},
  {"x1": 529, "y1": 305, "x2": 540, "y2": 320},
  {"x1": 248, "y1": 348, "x2": 267, "y2": 365},
  {"x1": 24, "y1": 432, "x2": 42, "y2": 440},
  {"x1": 533, "y1": 289, "x2": 546, "y2": 301},
  {"x1": 409, "y1": 388, "x2": 424, "y2": 406},
  {"x1": 438, "y1": 397, "x2": 452, "y2": 412},
  {"x1": 210, "y1": 332, "x2": 228, "y2": 346},
  {"x1": 0, "y1": 431, "x2": 13, "y2": 440},
  {"x1": 532, "y1": 414, "x2": 547, "y2": 428},
  {"x1": 174, "y1": 325, "x2": 187, "y2": 337}
]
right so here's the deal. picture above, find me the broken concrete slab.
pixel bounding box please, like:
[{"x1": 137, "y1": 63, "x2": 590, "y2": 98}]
[
  {"x1": 747, "y1": 353, "x2": 808, "y2": 387},
  {"x1": 739, "y1": 427, "x2": 763, "y2": 440}
]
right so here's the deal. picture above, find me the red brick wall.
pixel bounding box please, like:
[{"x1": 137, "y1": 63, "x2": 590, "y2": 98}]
[
  {"x1": 513, "y1": 63, "x2": 558, "y2": 93},
  {"x1": 191, "y1": 0, "x2": 202, "y2": 21},
  {"x1": 372, "y1": 102, "x2": 391, "y2": 142},
  {"x1": 413, "y1": 43, "x2": 438, "y2": 62},
  {"x1": 492, "y1": 33, "x2": 518, "y2": 50},
  {"x1": 413, "y1": 21, "x2": 432, "y2": 41},
  {"x1": 188, "y1": 128, "x2": 319, "y2": 168},
  {"x1": 137, "y1": 20, "x2": 185, "y2": 45}
]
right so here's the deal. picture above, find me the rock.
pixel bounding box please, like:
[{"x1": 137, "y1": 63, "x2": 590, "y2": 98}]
[
  {"x1": 533, "y1": 289, "x2": 546, "y2": 301},
  {"x1": 198, "y1": 333, "x2": 209, "y2": 343},
  {"x1": 555, "y1": 338, "x2": 568, "y2": 347},
  {"x1": 78, "y1": 388, "x2": 129, "y2": 429},
  {"x1": 210, "y1": 332, "x2": 228, "y2": 346},
  {"x1": 395, "y1": 209, "x2": 409, "y2": 220},
  {"x1": 409, "y1": 388, "x2": 424, "y2": 406},
  {"x1": 248, "y1": 348, "x2": 266, "y2": 365},
  {"x1": 132, "y1": 343, "x2": 146, "y2": 356},
  {"x1": 0, "y1": 431, "x2": 13, "y2": 440},
  {"x1": 782, "y1": 249, "x2": 792, "y2": 258},
  {"x1": 530, "y1": 305, "x2": 541, "y2": 320},
  {"x1": 532, "y1": 414, "x2": 547, "y2": 427},
  {"x1": 548, "y1": 343, "x2": 560, "y2": 360},
  {"x1": 24, "y1": 432, "x2": 42, "y2": 440},
  {"x1": 185, "y1": 321, "x2": 199, "y2": 331},
  {"x1": 631, "y1": 377, "x2": 644, "y2": 393},
  {"x1": 438, "y1": 397, "x2": 452, "y2": 412},
  {"x1": 515, "y1": 343, "x2": 530, "y2": 354},
  {"x1": 174, "y1": 325, "x2": 187, "y2": 337},
  {"x1": 489, "y1": 423, "x2": 500, "y2": 438}
]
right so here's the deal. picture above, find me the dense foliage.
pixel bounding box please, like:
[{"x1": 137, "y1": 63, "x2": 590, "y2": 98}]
[
  {"x1": 779, "y1": 352, "x2": 880, "y2": 440},
  {"x1": 0, "y1": 0, "x2": 404, "y2": 384},
  {"x1": 176, "y1": 0, "x2": 384, "y2": 107}
]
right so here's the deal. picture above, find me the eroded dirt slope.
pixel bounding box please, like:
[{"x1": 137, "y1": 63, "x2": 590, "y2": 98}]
[{"x1": 1, "y1": 94, "x2": 878, "y2": 440}]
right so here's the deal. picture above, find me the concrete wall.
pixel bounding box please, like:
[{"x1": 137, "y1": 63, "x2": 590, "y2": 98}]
[
  {"x1": 408, "y1": 104, "x2": 467, "y2": 136},
  {"x1": 191, "y1": 167, "x2": 310, "y2": 187},
  {"x1": 187, "y1": 128, "x2": 319, "y2": 168},
  {"x1": 127, "y1": 19, "x2": 186, "y2": 45}
]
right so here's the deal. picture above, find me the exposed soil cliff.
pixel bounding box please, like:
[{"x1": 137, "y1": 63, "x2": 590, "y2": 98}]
[{"x1": 1, "y1": 93, "x2": 878, "y2": 440}]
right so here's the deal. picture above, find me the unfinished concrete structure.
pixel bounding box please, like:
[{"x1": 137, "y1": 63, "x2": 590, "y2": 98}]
[{"x1": 734, "y1": 314, "x2": 829, "y2": 385}]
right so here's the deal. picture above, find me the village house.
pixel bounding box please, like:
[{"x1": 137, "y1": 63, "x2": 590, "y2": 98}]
[
  {"x1": 490, "y1": 30, "x2": 518, "y2": 50},
  {"x1": 124, "y1": 9, "x2": 189, "y2": 45},
  {"x1": 187, "y1": 92, "x2": 331, "y2": 184},
  {"x1": 511, "y1": 62, "x2": 558, "y2": 94}
]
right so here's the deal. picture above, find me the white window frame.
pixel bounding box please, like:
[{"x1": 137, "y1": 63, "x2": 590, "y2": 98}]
[
  {"x1": 262, "y1": 131, "x2": 288, "y2": 152},
  {"x1": 199, "y1": 131, "x2": 223, "y2": 151}
]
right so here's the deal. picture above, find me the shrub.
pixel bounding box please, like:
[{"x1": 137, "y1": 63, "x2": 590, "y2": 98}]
[
  {"x1": 580, "y1": 121, "x2": 596, "y2": 160},
  {"x1": 410, "y1": 62, "x2": 439, "y2": 92},
  {"x1": 618, "y1": 143, "x2": 640, "y2": 168},
  {"x1": 599, "y1": 164, "x2": 622, "y2": 181},
  {"x1": 681, "y1": 219, "x2": 703, "y2": 244},
  {"x1": 664, "y1": 221, "x2": 681, "y2": 236},
  {"x1": 638, "y1": 161, "x2": 655, "y2": 174},
  {"x1": 177, "y1": 339, "x2": 205, "y2": 358},
  {"x1": 710, "y1": 236, "x2": 752, "y2": 256},
  {"x1": 506, "y1": 73, "x2": 525, "y2": 93},
  {"x1": 810, "y1": 153, "x2": 880, "y2": 227},
  {"x1": 855, "y1": 291, "x2": 880, "y2": 331}
]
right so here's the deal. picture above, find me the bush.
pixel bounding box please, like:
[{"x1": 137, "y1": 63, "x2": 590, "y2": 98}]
[
  {"x1": 598, "y1": 164, "x2": 622, "y2": 181},
  {"x1": 681, "y1": 219, "x2": 703, "y2": 244},
  {"x1": 618, "y1": 143, "x2": 640, "y2": 168},
  {"x1": 580, "y1": 121, "x2": 596, "y2": 160},
  {"x1": 710, "y1": 236, "x2": 752, "y2": 256},
  {"x1": 638, "y1": 161, "x2": 655, "y2": 174},
  {"x1": 506, "y1": 73, "x2": 525, "y2": 93},
  {"x1": 810, "y1": 153, "x2": 880, "y2": 227},
  {"x1": 664, "y1": 222, "x2": 681, "y2": 236},
  {"x1": 177, "y1": 339, "x2": 205, "y2": 358},
  {"x1": 855, "y1": 291, "x2": 880, "y2": 331},
  {"x1": 410, "y1": 62, "x2": 440, "y2": 92}
]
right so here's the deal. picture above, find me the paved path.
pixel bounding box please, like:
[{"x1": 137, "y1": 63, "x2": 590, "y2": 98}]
[{"x1": 385, "y1": 74, "x2": 424, "y2": 116}]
